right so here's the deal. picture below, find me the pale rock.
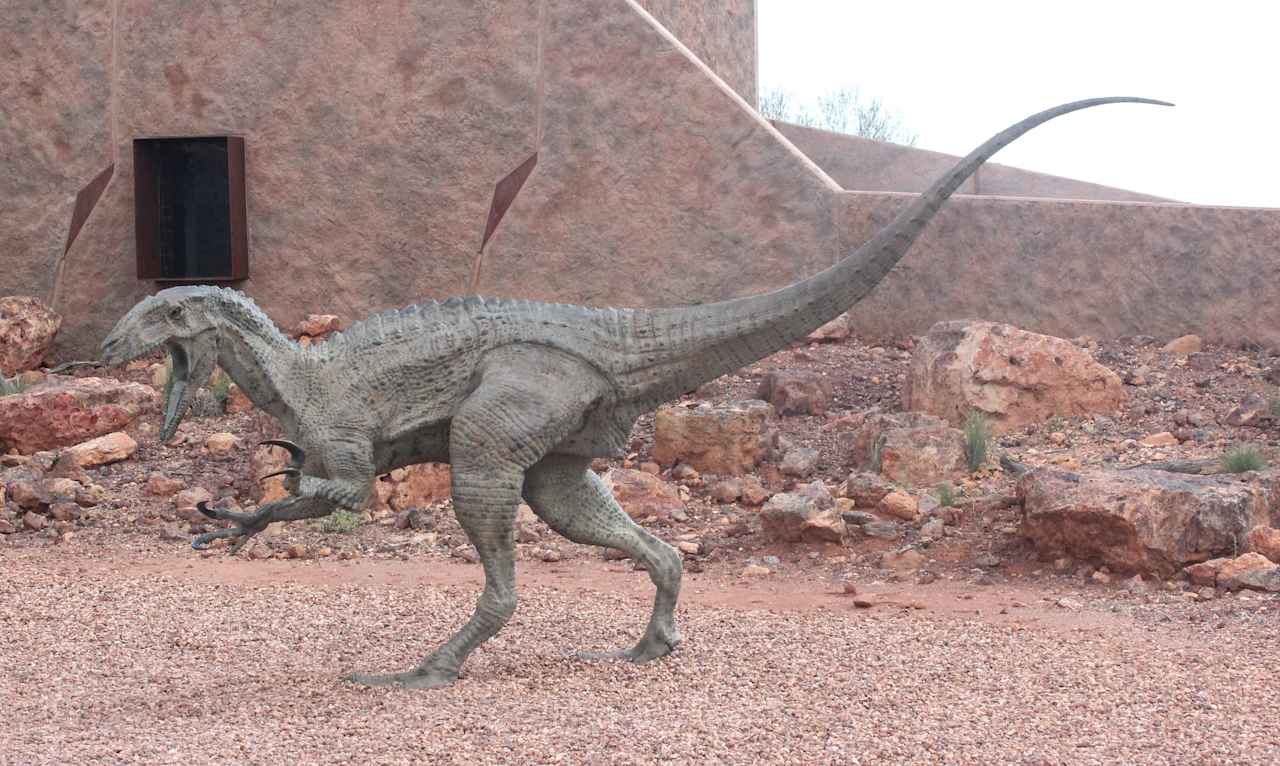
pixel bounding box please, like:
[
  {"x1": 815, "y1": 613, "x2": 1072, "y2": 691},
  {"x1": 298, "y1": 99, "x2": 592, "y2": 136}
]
[
  {"x1": 903, "y1": 320, "x2": 1125, "y2": 433},
  {"x1": 653, "y1": 400, "x2": 773, "y2": 475},
  {"x1": 756, "y1": 369, "x2": 833, "y2": 416},
  {"x1": 780, "y1": 447, "x2": 820, "y2": 478},
  {"x1": 1020, "y1": 467, "x2": 1272, "y2": 576},
  {"x1": 204, "y1": 432, "x2": 240, "y2": 457},
  {"x1": 806, "y1": 314, "x2": 851, "y2": 343},
  {"x1": 844, "y1": 471, "x2": 894, "y2": 507},
  {"x1": 739, "y1": 476, "x2": 771, "y2": 506},
  {"x1": 604, "y1": 468, "x2": 684, "y2": 522},
  {"x1": 0, "y1": 296, "x2": 61, "y2": 376},
  {"x1": 1139, "y1": 431, "x2": 1179, "y2": 448},
  {"x1": 793, "y1": 479, "x2": 835, "y2": 510},
  {"x1": 390, "y1": 463, "x2": 453, "y2": 511},
  {"x1": 760, "y1": 492, "x2": 846, "y2": 543},
  {"x1": 849, "y1": 411, "x2": 967, "y2": 486},
  {"x1": 22, "y1": 510, "x2": 46, "y2": 531},
  {"x1": 1161, "y1": 334, "x2": 1203, "y2": 355},
  {"x1": 863, "y1": 520, "x2": 902, "y2": 540},
  {"x1": 741, "y1": 564, "x2": 772, "y2": 577},
  {"x1": 881, "y1": 549, "x2": 927, "y2": 573},
  {"x1": 0, "y1": 376, "x2": 159, "y2": 454},
  {"x1": 295, "y1": 314, "x2": 342, "y2": 338},
  {"x1": 709, "y1": 478, "x2": 743, "y2": 503},
  {"x1": 224, "y1": 384, "x2": 254, "y2": 414},
  {"x1": 877, "y1": 491, "x2": 919, "y2": 521},
  {"x1": 62, "y1": 432, "x2": 137, "y2": 467},
  {"x1": 146, "y1": 473, "x2": 185, "y2": 497},
  {"x1": 1246, "y1": 525, "x2": 1280, "y2": 563},
  {"x1": 1224, "y1": 393, "x2": 1270, "y2": 427},
  {"x1": 1215, "y1": 552, "x2": 1280, "y2": 592}
]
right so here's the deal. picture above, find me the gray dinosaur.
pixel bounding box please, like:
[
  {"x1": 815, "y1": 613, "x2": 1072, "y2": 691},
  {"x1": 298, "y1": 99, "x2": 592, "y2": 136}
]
[{"x1": 100, "y1": 98, "x2": 1168, "y2": 689}]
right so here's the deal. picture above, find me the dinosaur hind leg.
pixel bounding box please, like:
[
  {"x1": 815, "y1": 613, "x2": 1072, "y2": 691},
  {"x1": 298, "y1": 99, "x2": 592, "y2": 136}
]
[
  {"x1": 348, "y1": 345, "x2": 614, "y2": 689},
  {"x1": 523, "y1": 454, "x2": 683, "y2": 662}
]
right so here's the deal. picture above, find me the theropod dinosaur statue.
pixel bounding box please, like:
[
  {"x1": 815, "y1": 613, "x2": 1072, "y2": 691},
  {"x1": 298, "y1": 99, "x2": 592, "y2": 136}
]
[{"x1": 100, "y1": 98, "x2": 1169, "y2": 688}]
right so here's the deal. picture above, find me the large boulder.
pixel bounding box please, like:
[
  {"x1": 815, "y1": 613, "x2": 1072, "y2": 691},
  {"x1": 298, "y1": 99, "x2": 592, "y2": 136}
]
[
  {"x1": 904, "y1": 320, "x2": 1125, "y2": 433},
  {"x1": 1246, "y1": 526, "x2": 1280, "y2": 563},
  {"x1": 653, "y1": 400, "x2": 773, "y2": 475},
  {"x1": 1019, "y1": 467, "x2": 1272, "y2": 576},
  {"x1": 388, "y1": 463, "x2": 453, "y2": 511},
  {"x1": 0, "y1": 376, "x2": 158, "y2": 454},
  {"x1": 756, "y1": 370, "x2": 833, "y2": 416},
  {"x1": 61, "y1": 432, "x2": 138, "y2": 468},
  {"x1": 603, "y1": 468, "x2": 684, "y2": 523},
  {"x1": 760, "y1": 492, "x2": 845, "y2": 543},
  {"x1": 0, "y1": 296, "x2": 61, "y2": 376},
  {"x1": 848, "y1": 411, "x2": 966, "y2": 486},
  {"x1": 1185, "y1": 553, "x2": 1280, "y2": 592}
]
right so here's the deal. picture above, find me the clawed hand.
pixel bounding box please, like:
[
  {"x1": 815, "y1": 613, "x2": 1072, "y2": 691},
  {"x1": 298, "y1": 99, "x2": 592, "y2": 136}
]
[
  {"x1": 191, "y1": 501, "x2": 276, "y2": 553},
  {"x1": 190, "y1": 439, "x2": 307, "y2": 553}
]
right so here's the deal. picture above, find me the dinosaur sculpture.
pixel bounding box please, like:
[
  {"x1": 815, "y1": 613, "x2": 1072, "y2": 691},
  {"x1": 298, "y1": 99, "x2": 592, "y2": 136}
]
[{"x1": 100, "y1": 98, "x2": 1168, "y2": 689}]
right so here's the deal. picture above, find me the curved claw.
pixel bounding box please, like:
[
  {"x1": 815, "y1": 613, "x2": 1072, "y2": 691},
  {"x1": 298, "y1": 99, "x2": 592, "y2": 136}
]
[
  {"x1": 258, "y1": 467, "x2": 302, "y2": 483},
  {"x1": 260, "y1": 439, "x2": 306, "y2": 468},
  {"x1": 192, "y1": 526, "x2": 245, "y2": 550},
  {"x1": 197, "y1": 500, "x2": 219, "y2": 520}
]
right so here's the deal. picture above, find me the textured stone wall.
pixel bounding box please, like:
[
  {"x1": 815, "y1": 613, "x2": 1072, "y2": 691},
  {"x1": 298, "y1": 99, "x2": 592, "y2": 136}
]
[
  {"x1": 0, "y1": 0, "x2": 115, "y2": 301},
  {"x1": 837, "y1": 193, "x2": 1280, "y2": 345},
  {"x1": 3, "y1": 0, "x2": 1277, "y2": 361},
  {"x1": 776, "y1": 122, "x2": 1172, "y2": 202},
  {"x1": 636, "y1": 0, "x2": 757, "y2": 105}
]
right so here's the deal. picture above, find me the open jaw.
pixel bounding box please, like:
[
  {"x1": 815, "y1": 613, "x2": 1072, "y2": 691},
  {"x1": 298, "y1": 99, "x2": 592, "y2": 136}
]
[
  {"x1": 158, "y1": 337, "x2": 218, "y2": 443},
  {"x1": 160, "y1": 340, "x2": 192, "y2": 442}
]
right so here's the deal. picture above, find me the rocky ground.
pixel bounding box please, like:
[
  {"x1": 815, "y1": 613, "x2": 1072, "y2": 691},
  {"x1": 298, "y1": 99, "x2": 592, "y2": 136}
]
[{"x1": 3, "y1": 317, "x2": 1280, "y2": 764}]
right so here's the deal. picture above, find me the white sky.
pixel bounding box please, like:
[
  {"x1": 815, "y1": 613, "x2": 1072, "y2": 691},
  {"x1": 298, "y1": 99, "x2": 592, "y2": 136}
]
[{"x1": 757, "y1": 0, "x2": 1279, "y2": 208}]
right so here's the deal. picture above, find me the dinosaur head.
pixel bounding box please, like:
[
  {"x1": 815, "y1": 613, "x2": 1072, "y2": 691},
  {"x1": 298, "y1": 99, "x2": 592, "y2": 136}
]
[{"x1": 101, "y1": 286, "x2": 224, "y2": 441}]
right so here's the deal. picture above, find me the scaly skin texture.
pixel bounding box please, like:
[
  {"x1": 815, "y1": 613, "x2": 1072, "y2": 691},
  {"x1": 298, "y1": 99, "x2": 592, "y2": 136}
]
[{"x1": 100, "y1": 99, "x2": 1168, "y2": 689}]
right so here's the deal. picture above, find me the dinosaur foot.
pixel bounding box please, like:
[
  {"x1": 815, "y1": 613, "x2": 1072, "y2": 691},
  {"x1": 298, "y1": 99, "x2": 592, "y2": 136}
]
[
  {"x1": 345, "y1": 667, "x2": 459, "y2": 690},
  {"x1": 576, "y1": 624, "x2": 682, "y2": 664}
]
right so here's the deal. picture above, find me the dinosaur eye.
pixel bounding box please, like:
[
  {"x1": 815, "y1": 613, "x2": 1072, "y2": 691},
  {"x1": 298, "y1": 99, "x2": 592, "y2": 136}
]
[{"x1": 168, "y1": 306, "x2": 184, "y2": 321}]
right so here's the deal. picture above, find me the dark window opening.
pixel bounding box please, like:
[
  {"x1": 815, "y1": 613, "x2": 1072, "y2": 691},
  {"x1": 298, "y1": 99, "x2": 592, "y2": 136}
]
[{"x1": 134, "y1": 136, "x2": 247, "y2": 281}]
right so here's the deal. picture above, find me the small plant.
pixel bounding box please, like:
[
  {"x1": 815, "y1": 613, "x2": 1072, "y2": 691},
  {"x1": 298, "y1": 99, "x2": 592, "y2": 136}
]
[
  {"x1": 0, "y1": 375, "x2": 30, "y2": 397},
  {"x1": 868, "y1": 433, "x2": 887, "y2": 473},
  {"x1": 963, "y1": 410, "x2": 992, "y2": 473},
  {"x1": 936, "y1": 482, "x2": 957, "y2": 507},
  {"x1": 160, "y1": 355, "x2": 175, "y2": 401},
  {"x1": 1268, "y1": 388, "x2": 1280, "y2": 419},
  {"x1": 209, "y1": 368, "x2": 232, "y2": 409},
  {"x1": 1220, "y1": 446, "x2": 1267, "y2": 474},
  {"x1": 321, "y1": 510, "x2": 364, "y2": 534}
]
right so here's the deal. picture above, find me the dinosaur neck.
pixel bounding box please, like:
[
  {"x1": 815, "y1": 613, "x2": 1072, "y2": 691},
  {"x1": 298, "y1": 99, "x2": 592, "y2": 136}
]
[
  {"x1": 213, "y1": 302, "x2": 299, "y2": 426},
  {"x1": 623, "y1": 97, "x2": 1170, "y2": 403}
]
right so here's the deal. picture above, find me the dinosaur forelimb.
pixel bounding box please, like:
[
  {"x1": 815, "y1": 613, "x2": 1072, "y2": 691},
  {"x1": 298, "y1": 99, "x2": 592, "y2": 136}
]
[{"x1": 193, "y1": 499, "x2": 278, "y2": 553}]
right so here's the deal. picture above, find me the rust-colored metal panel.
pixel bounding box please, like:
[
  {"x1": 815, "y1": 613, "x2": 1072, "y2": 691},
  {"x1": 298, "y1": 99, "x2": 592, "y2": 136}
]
[
  {"x1": 133, "y1": 141, "x2": 160, "y2": 279},
  {"x1": 226, "y1": 136, "x2": 249, "y2": 281},
  {"x1": 64, "y1": 164, "x2": 114, "y2": 255},
  {"x1": 480, "y1": 152, "x2": 538, "y2": 252}
]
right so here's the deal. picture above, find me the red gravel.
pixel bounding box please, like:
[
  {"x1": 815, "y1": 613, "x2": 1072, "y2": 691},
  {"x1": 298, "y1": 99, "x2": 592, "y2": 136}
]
[{"x1": 2, "y1": 547, "x2": 1277, "y2": 765}]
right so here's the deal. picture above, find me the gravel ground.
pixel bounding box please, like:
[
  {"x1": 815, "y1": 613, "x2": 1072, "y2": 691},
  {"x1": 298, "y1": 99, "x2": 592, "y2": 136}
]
[{"x1": 2, "y1": 549, "x2": 1278, "y2": 765}]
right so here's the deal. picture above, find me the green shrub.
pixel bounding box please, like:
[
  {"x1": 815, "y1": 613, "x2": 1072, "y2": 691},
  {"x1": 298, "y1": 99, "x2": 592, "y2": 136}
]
[
  {"x1": 868, "y1": 433, "x2": 887, "y2": 473},
  {"x1": 1220, "y1": 446, "x2": 1266, "y2": 474},
  {"x1": 0, "y1": 375, "x2": 29, "y2": 397},
  {"x1": 321, "y1": 510, "x2": 363, "y2": 534},
  {"x1": 963, "y1": 410, "x2": 992, "y2": 473},
  {"x1": 209, "y1": 368, "x2": 232, "y2": 409},
  {"x1": 936, "y1": 482, "x2": 957, "y2": 507}
]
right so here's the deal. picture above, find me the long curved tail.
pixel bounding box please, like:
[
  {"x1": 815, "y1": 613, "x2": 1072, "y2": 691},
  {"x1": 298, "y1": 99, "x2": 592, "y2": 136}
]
[{"x1": 620, "y1": 97, "x2": 1172, "y2": 402}]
